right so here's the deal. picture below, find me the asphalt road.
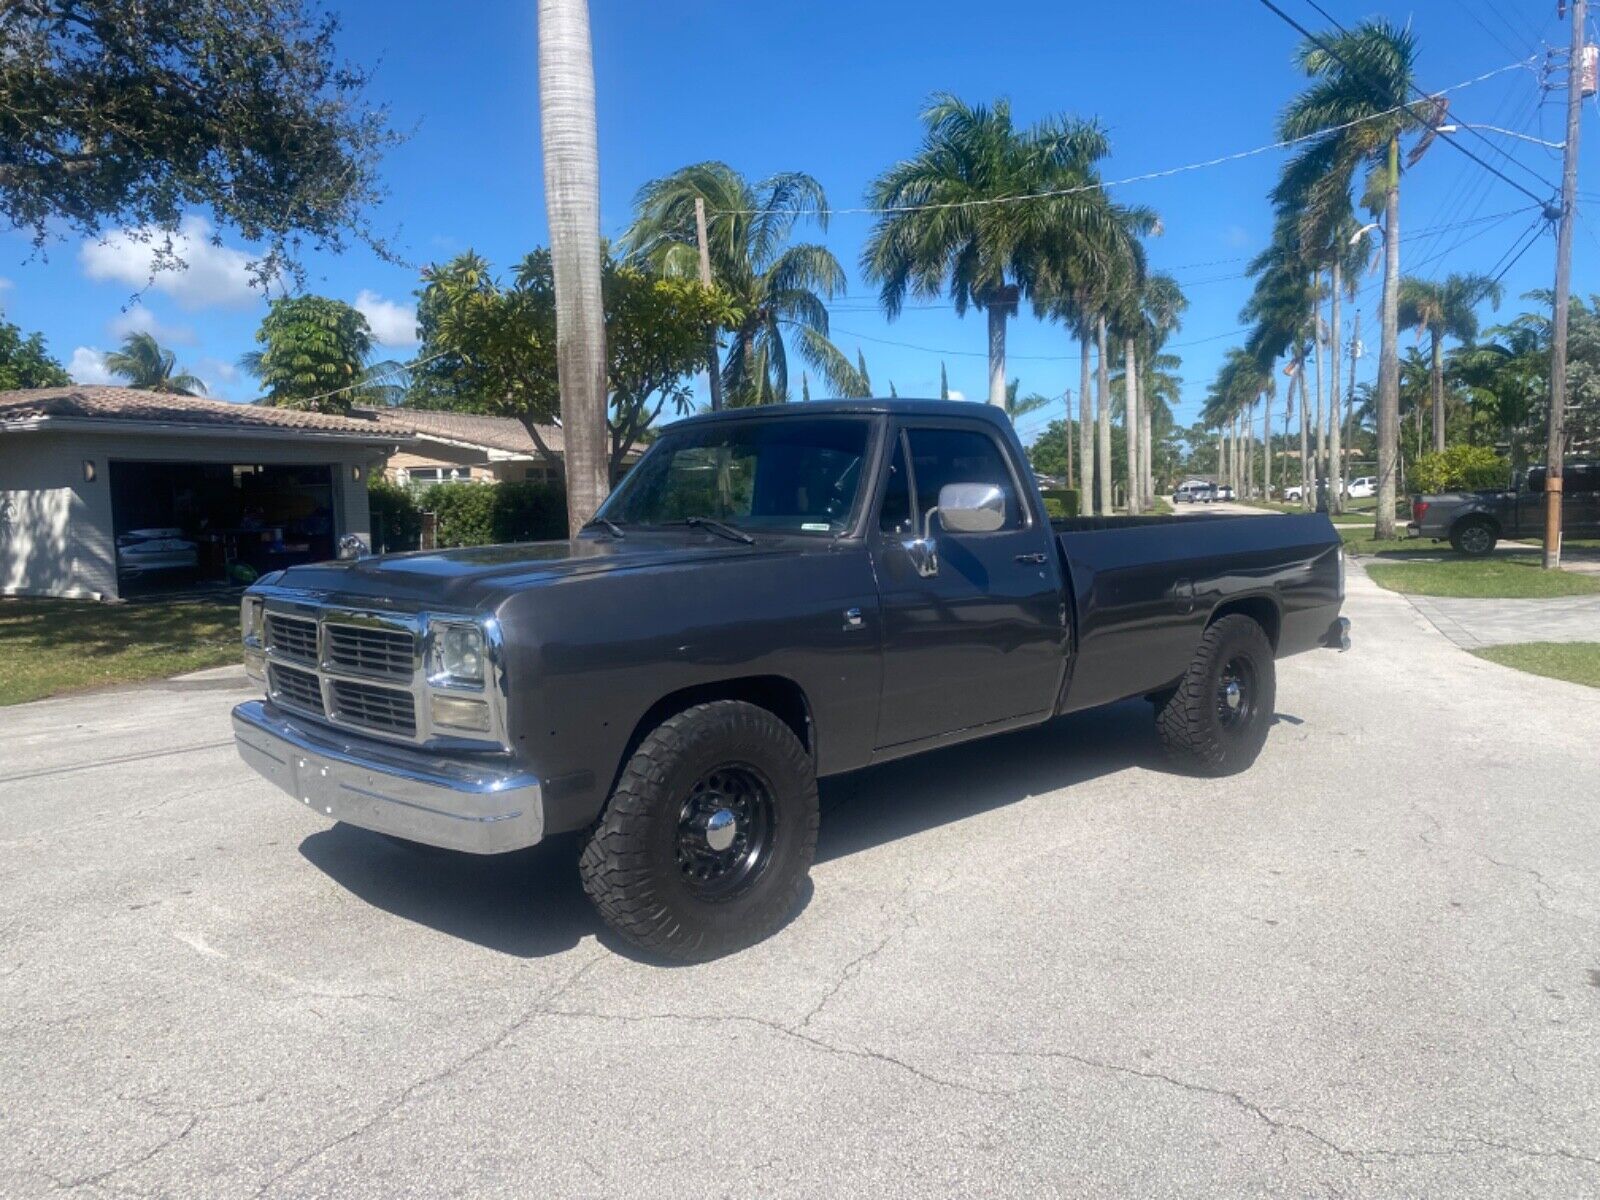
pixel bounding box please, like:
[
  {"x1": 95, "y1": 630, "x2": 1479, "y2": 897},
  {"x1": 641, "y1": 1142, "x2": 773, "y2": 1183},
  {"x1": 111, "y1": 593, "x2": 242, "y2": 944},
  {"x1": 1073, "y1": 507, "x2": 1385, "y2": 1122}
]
[{"x1": 3, "y1": 567, "x2": 1599, "y2": 1198}]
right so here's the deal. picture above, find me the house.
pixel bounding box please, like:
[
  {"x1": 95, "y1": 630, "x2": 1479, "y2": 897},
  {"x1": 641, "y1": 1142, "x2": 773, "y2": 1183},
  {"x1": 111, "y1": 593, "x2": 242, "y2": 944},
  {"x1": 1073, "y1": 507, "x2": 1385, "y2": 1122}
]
[
  {"x1": 356, "y1": 408, "x2": 642, "y2": 486},
  {"x1": 0, "y1": 386, "x2": 410, "y2": 601}
]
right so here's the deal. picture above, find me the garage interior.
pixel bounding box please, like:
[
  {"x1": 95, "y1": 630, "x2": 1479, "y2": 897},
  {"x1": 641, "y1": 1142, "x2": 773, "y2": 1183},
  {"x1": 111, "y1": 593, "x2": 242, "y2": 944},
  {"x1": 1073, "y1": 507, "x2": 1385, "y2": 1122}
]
[{"x1": 109, "y1": 461, "x2": 337, "y2": 596}]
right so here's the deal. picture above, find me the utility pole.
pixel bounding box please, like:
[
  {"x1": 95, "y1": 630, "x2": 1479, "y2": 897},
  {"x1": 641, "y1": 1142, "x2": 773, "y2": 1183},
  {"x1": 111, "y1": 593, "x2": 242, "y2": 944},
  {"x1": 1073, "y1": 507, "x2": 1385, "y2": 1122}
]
[
  {"x1": 1544, "y1": 0, "x2": 1585, "y2": 569},
  {"x1": 694, "y1": 196, "x2": 723, "y2": 411}
]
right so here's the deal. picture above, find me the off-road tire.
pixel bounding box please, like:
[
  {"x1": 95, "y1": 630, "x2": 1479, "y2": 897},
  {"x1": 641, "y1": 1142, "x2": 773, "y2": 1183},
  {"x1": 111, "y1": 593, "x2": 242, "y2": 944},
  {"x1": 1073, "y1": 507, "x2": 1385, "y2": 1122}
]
[
  {"x1": 578, "y1": 701, "x2": 818, "y2": 962},
  {"x1": 1156, "y1": 614, "x2": 1275, "y2": 777},
  {"x1": 1449, "y1": 518, "x2": 1498, "y2": 558}
]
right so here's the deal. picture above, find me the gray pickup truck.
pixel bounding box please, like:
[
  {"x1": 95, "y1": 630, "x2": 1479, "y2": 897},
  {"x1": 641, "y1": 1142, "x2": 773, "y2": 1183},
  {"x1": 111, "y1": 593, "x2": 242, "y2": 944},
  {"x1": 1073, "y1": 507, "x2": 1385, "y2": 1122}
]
[
  {"x1": 233, "y1": 399, "x2": 1347, "y2": 960},
  {"x1": 1408, "y1": 462, "x2": 1600, "y2": 555}
]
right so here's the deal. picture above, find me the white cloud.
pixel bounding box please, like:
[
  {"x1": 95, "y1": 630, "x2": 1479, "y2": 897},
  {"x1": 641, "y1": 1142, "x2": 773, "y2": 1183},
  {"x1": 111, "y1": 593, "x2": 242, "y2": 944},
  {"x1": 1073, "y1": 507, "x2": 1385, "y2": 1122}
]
[
  {"x1": 68, "y1": 347, "x2": 118, "y2": 385},
  {"x1": 947, "y1": 389, "x2": 967, "y2": 401},
  {"x1": 78, "y1": 216, "x2": 266, "y2": 310},
  {"x1": 354, "y1": 289, "x2": 419, "y2": 347},
  {"x1": 107, "y1": 304, "x2": 195, "y2": 345}
]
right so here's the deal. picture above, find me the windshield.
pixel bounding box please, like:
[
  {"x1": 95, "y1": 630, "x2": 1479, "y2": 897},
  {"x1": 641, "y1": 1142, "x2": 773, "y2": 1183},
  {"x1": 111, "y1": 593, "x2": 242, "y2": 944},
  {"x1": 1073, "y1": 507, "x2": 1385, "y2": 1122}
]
[{"x1": 598, "y1": 417, "x2": 872, "y2": 535}]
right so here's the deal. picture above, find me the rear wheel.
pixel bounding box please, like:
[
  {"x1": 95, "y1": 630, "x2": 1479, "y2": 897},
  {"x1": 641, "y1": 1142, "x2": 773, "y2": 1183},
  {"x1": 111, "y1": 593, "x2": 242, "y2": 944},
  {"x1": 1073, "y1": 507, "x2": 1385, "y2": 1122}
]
[
  {"x1": 578, "y1": 701, "x2": 818, "y2": 962},
  {"x1": 1450, "y1": 518, "x2": 1497, "y2": 557},
  {"x1": 1156, "y1": 615, "x2": 1275, "y2": 776}
]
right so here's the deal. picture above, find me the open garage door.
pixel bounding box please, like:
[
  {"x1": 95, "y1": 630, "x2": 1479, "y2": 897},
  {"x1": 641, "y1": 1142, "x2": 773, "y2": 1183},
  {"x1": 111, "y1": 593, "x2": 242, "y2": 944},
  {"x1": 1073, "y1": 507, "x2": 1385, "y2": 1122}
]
[{"x1": 110, "y1": 461, "x2": 336, "y2": 597}]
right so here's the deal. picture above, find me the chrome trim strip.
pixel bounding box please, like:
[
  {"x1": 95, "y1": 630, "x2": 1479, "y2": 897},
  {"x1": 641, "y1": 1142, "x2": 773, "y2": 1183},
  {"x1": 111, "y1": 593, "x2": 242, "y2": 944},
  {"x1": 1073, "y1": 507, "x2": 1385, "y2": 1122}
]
[{"x1": 232, "y1": 700, "x2": 543, "y2": 854}]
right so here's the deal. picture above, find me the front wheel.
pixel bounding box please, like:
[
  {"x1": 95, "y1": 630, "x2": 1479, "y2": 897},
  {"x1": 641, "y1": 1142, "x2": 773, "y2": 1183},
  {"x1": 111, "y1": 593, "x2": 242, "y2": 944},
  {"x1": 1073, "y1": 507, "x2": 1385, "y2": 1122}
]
[
  {"x1": 579, "y1": 701, "x2": 818, "y2": 962},
  {"x1": 1156, "y1": 615, "x2": 1276, "y2": 776}
]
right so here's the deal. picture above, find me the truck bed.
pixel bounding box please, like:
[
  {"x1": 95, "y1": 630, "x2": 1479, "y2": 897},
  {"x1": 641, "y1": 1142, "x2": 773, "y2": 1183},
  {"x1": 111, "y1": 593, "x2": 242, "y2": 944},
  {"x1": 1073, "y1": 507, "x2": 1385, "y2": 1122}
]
[{"x1": 1051, "y1": 512, "x2": 1344, "y2": 714}]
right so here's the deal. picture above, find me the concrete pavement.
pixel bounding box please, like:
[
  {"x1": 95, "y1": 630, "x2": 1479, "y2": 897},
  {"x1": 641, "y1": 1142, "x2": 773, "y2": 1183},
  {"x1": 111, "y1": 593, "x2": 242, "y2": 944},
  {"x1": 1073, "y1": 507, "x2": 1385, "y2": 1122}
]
[
  {"x1": 3, "y1": 572, "x2": 1599, "y2": 1197},
  {"x1": 1404, "y1": 592, "x2": 1600, "y2": 649}
]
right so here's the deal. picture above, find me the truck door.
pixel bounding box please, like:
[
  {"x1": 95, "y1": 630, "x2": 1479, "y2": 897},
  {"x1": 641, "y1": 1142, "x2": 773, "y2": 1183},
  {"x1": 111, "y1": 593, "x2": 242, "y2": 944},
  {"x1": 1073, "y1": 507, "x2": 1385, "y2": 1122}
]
[{"x1": 869, "y1": 420, "x2": 1066, "y2": 749}]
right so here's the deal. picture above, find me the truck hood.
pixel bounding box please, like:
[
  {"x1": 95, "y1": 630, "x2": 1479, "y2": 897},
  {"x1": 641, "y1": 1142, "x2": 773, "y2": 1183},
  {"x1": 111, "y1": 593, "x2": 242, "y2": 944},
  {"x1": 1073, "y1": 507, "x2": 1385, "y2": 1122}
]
[{"x1": 257, "y1": 535, "x2": 785, "y2": 611}]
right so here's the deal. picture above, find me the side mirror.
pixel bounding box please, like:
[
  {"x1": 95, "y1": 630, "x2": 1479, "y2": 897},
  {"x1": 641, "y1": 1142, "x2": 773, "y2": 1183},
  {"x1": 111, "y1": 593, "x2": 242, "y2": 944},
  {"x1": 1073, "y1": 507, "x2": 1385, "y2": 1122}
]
[
  {"x1": 935, "y1": 482, "x2": 1007, "y2": 533},
  {"x1": 338, "y1": 534, "x2": 371, "y2": 561},
  {"x1": 903, "y1": 482, "x2": 1006, "y2": 578}
]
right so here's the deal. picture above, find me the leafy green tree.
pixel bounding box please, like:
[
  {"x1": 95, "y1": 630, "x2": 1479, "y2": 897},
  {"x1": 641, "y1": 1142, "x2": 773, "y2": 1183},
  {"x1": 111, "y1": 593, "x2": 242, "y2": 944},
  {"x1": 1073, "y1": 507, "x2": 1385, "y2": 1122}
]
[
  {"x1": 0, "y1": 320, "x2": 71, "y2": 389},
  {"x1": 0, "y1": 0, "x2": 399, "y2": 285},
  {"x1": 413, "y1": 249, "x2": 729, "y2": 474},
  {"x1": 1411, "y1": 445, "x2": 1509, "y2": 493},
  {"x1": 244, "y1": 296, "x2": 372, "y2": 412},
  {"x1": 1278, "y1": 20, "x2": 1423, "y2": 537},
  {"x1": 1397, "y1": 273, "x2": 1503, "y2": 453},
  {"x1": 104, "y1": 331, "x2": 206, "y2": 394},
  {"x1": 863, "y1": 95, "x2": 1133, "y2": 409},
  {"x1": 621, "y1": 163, "x2": 865, "y2": 404}
]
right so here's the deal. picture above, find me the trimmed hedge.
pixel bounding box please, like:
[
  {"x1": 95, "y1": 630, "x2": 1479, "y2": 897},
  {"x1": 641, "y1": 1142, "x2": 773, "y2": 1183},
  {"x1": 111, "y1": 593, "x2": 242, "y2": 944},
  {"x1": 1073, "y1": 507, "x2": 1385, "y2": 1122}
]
[
  {"x1": 368, "y1": 480, "x2": 568, "y2": 551},
  {"x1": 1411, "y1": 445, "x2": 1510, "y2": 494},
  {"x1": 1040, "y1": 488, "x2": 1081, "y2": 519}
]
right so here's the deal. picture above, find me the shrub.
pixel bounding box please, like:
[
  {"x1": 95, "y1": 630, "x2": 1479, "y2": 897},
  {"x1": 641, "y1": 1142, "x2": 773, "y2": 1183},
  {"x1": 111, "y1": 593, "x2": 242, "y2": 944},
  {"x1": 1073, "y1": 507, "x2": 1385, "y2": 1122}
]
[
  {"x1": 1040, "y1": 488, "x2": 1080, "y2": 519},
  {"x1": 1411, "y1": 445, "x2": 1509, "y2": 494},
  {"x1": 423, "y1": 481, "x2": 569, "y2": 547},
  {"x1": 368, "y1": 479, "x2": 422, "y2": 552}
]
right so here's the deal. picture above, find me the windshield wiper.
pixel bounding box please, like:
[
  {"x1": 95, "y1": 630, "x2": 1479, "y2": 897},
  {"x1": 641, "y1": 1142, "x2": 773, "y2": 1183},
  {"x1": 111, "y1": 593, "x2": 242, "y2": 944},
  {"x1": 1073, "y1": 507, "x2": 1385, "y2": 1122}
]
[
  {"x1": 582, "y1": 517, "x2": 625, "y2": 539},
  {"x1": 681, "y1": 516, "x2": 755, "y2": 545}
]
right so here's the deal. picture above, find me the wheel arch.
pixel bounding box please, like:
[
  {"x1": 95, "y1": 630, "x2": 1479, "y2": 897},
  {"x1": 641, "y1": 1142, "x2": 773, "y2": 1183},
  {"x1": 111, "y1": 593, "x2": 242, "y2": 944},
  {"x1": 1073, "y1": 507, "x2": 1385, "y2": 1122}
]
[
  {"x1": 610, "y1": 675, "x2": 816, "y2": 796},
  {"x1": 1452, "y1": 511, "x2": 1502, "y2": 538},
  {"x1": 1206, "y1": 594, "x2": 1282, "y2": 652}
]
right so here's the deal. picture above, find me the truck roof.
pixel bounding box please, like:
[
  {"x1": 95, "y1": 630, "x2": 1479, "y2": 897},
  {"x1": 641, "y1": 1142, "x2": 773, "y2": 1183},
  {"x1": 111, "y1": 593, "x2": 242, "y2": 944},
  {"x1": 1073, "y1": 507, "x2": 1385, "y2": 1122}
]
[{"x1": 667, "y1": 398, "x2": 1010, "y2": 430}]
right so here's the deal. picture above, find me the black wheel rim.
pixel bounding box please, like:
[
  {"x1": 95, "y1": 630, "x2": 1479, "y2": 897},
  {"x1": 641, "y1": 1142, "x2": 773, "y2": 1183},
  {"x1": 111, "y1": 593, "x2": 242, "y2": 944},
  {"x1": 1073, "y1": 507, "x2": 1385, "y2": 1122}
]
[
  {"x1": 1216, "y1": 656, "x2": 1258, "y2": 731},
  {"x1": 675, "y1": 765, "x2": 775, "y2": 901}
]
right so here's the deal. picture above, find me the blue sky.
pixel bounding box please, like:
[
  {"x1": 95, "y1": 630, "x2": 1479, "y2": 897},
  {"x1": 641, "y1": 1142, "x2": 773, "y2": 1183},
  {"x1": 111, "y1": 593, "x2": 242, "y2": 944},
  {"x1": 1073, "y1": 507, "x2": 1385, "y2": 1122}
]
[{"x1": 1, "y1": 0, "x2": 1594, "y2": 448}]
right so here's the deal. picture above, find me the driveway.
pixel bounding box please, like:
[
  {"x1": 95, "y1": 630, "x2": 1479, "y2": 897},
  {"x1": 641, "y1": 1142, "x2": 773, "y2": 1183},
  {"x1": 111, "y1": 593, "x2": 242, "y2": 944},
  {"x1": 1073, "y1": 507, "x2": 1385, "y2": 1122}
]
[{"x1": 3, "y1": 574, "x2": 1599, "y2": 1197}]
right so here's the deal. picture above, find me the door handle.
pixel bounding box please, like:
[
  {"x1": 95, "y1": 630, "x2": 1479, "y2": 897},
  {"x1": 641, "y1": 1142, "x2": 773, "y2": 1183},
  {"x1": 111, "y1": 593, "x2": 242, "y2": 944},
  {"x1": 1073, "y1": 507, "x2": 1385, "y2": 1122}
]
[{"x1": 1015, "y1": 552, "x2": 1048, "y2": 564}]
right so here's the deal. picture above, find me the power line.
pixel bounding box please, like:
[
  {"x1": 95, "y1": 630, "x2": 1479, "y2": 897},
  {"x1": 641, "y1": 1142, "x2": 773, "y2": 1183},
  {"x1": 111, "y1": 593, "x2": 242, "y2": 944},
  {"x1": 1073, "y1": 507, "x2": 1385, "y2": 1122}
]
[
  {"x1": 707, "y1": 56, "x2": 1534, "y2": 217},
  {"x1": 1255, "y1": 0, "x2": 1557, "y2": 208}
]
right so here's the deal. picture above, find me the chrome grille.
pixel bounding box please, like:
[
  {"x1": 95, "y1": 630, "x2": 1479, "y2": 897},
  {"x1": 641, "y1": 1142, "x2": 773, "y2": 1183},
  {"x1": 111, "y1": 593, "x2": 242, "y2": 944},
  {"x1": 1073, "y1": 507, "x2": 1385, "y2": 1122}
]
[
  {"x1": 269, "y1": 663, "x2": 325, "y2": 716},
  {"x1": 325, "y1": 623, "x2": 414, "y2": 680},
  {"x1": 329, "y1": 679, "x2": 416, "y2": 738},
  {"x1": 265, "y1": 614, "x2": 318, "y2": 665}
]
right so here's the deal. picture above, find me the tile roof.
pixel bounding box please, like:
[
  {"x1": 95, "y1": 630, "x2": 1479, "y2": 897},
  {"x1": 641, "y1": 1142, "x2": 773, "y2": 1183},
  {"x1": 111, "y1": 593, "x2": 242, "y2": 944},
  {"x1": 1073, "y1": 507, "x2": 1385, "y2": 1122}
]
[
  {"x1": 358, "y1": 407, "x2": 559, "y2": 455},
  {"x1": 0, "y1": 386, "x2": 404, "y2": 437}
]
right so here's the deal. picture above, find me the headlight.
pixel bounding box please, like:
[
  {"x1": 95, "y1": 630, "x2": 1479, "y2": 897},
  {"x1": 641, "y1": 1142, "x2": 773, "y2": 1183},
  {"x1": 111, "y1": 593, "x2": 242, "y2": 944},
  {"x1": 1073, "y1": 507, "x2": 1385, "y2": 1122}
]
[
  {"x1": 241, "y1": 596, "x2": 263, "y2": 645},
  {"x1": 429, "y1": 622, "x2": 485, "y2": 686}
]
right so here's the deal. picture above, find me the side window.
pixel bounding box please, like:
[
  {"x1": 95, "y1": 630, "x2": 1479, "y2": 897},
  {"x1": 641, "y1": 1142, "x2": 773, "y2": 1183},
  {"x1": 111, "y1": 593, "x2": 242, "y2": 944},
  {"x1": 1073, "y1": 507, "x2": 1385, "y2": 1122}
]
[
  {"x1": 905, "y1": 426, "x2": 1023, "y2": 531},
  {"x1": 879, "y1": 435, "x2": 914, "y2": 534}
]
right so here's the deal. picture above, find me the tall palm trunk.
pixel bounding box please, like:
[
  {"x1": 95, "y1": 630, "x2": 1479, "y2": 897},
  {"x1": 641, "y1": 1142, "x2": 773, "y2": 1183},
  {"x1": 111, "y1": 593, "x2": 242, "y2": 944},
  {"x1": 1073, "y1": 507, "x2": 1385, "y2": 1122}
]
[
  {"x1": 1244, "y1": 402, "x2": 1254, "y2": 499},
  {"x1": 1375, "y1": 134, "x2": 1402, "y2": 539},
  {"x1": 1297, "y1": 355, "x2": 1311, "y2": 508},
  {"x1": 986, "y1": 298, "x2": 1009, "y2": 407},
  {"x1": 1216, "y1": 427, "x2": 1225, "y2": 489},
  {"x1": 1139, "y1": 367, "x2": 1154, "y2": 504},
  {"x1": 1329, "y1": 260, "x2": 1344, "y2": 513},
  {"x1": 1096, "y1": 316, "x2": 1111, "y2": 514},
  {"x1": 1429, "y1": 330, "x2": 1446, "y2": 453},
  {"x1": 1311, "y1": 283, "x2": 1326, "y2": 502},
  {"x1": 1078, "y1": 336, "x2": 1094, "y2": 510},
  {"x1": 538, "y1": 0, "x2": 609, "y2": 535},
  {"x1": 1262, "y1": 389, "x2": 1271, "y2": 499},
  {"x1": 1124, "y1": 337, "x2": 1141, "y2": 514},
  {"x1": 1063, "y1": 389, "x2": 1074, "y2": 490}
]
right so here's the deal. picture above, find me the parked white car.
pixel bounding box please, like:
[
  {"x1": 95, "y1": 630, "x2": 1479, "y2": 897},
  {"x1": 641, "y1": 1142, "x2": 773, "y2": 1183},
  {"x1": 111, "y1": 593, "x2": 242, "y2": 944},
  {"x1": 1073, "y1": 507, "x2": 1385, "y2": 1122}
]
[{"x1": 1346, "y1": 476, "x2": 1377, "y2": 499}]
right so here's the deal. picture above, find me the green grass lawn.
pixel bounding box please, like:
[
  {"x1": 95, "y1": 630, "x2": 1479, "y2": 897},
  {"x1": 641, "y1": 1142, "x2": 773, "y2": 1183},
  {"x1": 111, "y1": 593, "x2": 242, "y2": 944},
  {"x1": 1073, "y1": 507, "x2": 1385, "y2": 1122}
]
[
  {"x1": 0, "y1": 599, "x2": 241, "y2": 706},
  {"x1": 1364, "y1": 558, "x2": 1600, "y2": 598},
  {"x1": 1471, "y1": 642, "x2": 1600, "y2": 689},
  {"x1": 1338, "y1": 526, "x2": 1454, "y2": 559}
]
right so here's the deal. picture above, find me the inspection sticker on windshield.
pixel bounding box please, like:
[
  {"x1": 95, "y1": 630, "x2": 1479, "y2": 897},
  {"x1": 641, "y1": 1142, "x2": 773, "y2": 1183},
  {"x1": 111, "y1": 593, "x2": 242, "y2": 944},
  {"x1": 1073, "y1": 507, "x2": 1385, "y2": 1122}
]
[{"x1": 801, "y1": 523, "x2": 830, "y2": 532}]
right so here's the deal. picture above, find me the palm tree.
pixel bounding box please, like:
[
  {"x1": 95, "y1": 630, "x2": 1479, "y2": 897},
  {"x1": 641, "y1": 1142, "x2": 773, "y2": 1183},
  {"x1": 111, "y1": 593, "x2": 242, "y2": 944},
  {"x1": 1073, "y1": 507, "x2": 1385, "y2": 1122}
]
[
  {"x1": 622, "y1": 163, "x2": 866, "y2": 403},
  {"x1": 1136, "y1": 273, "x2": 1188, "y2": 503},
  {"x1": 104, "y1": 332, "x2": 206, "y2": 395},
  {"x1": 1004, "y1": 379, "x2": 1050, "y2": 423},
  {"x1": 537, "y1": 0, "x2": 609, "y2": 535},
  {"x1": 1279, "y1": 19, "x2": 1424, "y2": 537},
  {"x1": 1396, "y1": 272, "x2": 1503, "y2": 453},
  {"x1": 1243, "y1": 213, "x2": 1318, "y2": 506},
  {"x1": 863, "y1": 94, "x2": 1131, "y2": 408}
]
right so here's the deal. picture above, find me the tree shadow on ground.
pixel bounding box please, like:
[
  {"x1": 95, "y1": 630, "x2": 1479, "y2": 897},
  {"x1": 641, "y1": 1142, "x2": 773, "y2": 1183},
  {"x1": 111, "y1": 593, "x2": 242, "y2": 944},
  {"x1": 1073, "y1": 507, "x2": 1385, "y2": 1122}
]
[{"x1": 297, "y1": 698, "x2": 1261, "y2": 961}]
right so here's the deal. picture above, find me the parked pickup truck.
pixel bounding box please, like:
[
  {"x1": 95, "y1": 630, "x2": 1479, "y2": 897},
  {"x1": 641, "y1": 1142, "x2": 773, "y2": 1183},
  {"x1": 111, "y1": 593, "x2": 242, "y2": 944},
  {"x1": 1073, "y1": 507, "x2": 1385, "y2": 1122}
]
[
  {"x1": 232, "y1": 399, "x2": 1348, "y2": 960},
  {"x1": 1408, "y1": 462, "x2": 1600, "y2": 556}
]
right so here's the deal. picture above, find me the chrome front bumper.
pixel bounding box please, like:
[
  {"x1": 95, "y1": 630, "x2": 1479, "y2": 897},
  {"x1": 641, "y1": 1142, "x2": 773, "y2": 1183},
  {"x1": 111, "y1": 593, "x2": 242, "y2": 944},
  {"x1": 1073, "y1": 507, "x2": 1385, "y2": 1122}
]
[{"x1": 232, "y1": 700, "x2": 543, "y2": 853}]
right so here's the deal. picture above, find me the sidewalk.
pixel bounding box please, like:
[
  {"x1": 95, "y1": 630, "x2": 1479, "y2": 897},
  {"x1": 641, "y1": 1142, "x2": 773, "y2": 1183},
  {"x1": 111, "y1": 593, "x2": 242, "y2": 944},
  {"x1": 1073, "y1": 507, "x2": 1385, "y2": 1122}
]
[{"x1": 1400, "y1": 591, "x2": 1600, "y2": 649}]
